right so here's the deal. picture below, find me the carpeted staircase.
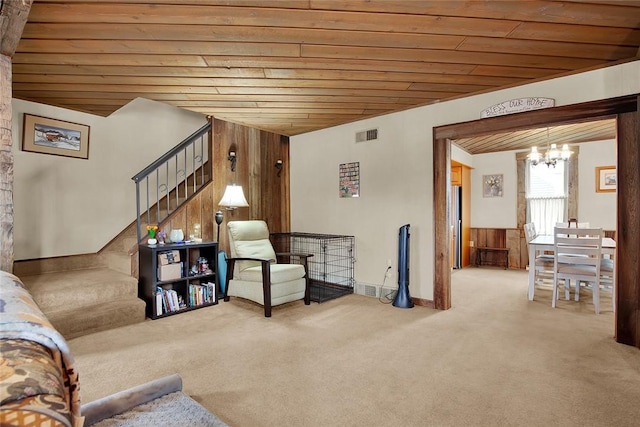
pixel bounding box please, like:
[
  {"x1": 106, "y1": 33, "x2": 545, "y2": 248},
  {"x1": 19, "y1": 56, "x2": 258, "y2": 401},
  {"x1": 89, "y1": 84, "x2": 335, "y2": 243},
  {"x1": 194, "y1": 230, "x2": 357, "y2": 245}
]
[{"x1": 18, "y1": 224, "x2": 147, "y2": 340}]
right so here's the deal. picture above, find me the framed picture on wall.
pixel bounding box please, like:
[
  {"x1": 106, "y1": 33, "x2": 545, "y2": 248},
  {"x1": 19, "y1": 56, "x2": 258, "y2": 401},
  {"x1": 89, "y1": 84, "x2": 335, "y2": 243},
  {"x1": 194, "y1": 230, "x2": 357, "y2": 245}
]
[
  {"x1": 482, "y1": 174, "x2": 503, "y2": 197},
  {"x1": 22, "y1": 114, "x2": 90, "y2": 159},
  {"x1": 339, "y1": 162, "x2": 360, "y2": 197},
  {"x1": 595, "y1": 165, "x2": 616, "y2": 192}
]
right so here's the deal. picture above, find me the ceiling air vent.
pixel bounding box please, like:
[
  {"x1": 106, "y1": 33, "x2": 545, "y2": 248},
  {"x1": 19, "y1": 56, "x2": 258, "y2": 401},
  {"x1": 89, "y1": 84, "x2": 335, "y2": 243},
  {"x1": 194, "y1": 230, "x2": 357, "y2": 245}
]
[{"x1": 355, "y1": 128, "x2": 378, "y2": 143}]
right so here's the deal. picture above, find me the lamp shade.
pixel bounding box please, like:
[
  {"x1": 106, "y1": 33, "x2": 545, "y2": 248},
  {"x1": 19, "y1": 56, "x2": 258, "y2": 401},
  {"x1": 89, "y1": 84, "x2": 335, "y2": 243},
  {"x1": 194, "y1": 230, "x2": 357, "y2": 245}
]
[{"x1": 219, "y1": 184, "x2": 249, "y2": 208}]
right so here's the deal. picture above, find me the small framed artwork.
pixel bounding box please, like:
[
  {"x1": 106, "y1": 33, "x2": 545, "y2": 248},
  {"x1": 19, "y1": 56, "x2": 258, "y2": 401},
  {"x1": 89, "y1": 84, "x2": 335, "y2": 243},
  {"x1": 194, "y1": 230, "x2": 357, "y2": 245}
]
[
  {"x1": 339, "y1": 162, "x2": 360, "y2": 198},
  {"x1": 22, "y1": 114, "x2": 90, "y2": 159},
  {"x1": 595, "y1": 165, "x2": 616, "y2": 192},
  {"x1": 482, "y1": 174, "x2": 503, "y2": 198}
]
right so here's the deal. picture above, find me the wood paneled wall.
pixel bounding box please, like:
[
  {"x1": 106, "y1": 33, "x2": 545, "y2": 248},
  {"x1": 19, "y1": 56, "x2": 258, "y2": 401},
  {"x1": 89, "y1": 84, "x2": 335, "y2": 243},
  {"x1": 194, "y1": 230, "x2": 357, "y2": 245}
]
[
  {"x1": 212, "y1": 118, "x2": 290, "y2": 253},
  {"x1": 471, "y1": 227, "x2": 616, "y2": 271},
  {"x1": 161, "y1": 183, "x2": 216, "y2": 245},
  {"x1": 471, "y1": 228, "x2": 522, "y2": 269}
]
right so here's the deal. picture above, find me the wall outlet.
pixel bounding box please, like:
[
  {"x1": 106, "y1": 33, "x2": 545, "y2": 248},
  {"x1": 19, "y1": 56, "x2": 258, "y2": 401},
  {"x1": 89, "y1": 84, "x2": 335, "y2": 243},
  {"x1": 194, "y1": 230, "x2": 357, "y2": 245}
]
[
  {"x1": 469, "y1": 241, "x2": 474, "y2": 247},
  {"x1": 387, "y1": 259, "x2": 392, "y2": 267}
]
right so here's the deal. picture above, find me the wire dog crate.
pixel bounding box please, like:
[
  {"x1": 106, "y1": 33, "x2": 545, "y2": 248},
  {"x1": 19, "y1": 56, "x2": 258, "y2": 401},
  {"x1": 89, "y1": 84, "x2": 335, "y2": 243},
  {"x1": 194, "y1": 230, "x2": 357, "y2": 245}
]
[{"x1": 270, "y1": 232, "x2": 355, "y2": 303}]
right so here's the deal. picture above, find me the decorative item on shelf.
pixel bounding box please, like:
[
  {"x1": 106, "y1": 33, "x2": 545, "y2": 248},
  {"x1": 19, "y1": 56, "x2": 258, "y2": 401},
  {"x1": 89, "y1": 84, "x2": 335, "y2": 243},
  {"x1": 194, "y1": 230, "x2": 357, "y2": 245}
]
[
  {"x1": 198, "y1": 257, "x2": 210, "y2": 273},
  {"x1": 147, "y1": 225, "x2": 158, "y2": 245},
  {"x1": 528, "y1": 128, "x2": 571, "y2": 167},
  {"x1": 157, "y1": 230, "x2": 166, "y2": 245},
  {"x1": 190, "y1": 223, "x2": 202, "y2": 243},
  {"x1": 169, "y1": 229, "x2": 184, "y2": 243}
]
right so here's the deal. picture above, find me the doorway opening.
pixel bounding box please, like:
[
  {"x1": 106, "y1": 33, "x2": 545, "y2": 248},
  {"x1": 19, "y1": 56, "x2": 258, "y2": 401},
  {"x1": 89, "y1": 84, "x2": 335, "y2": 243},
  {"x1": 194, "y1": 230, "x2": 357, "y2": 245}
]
[{"x1": 432, "y1": 94, "x2": 639, "y2": 348}]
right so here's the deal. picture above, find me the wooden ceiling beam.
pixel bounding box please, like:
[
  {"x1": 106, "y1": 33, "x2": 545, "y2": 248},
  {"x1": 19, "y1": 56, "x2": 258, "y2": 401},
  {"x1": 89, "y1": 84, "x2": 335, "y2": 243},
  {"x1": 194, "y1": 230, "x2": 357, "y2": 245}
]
[
  {"x1": 11, "y1": 75, "x2": 413, "y2": 90},
  {"x1": 26, "y1": 3, "x2": 519, "y2": 37},
  {"x1": 458, "y1": 37, "x2": 638, "y2": 61},
  {"x1": 302, "y1": 45, "x2": 605, "y2": 70},
  {"x1": 16, "y1": 40, "x2": 302, "y2": 57},
  {"x1": 11, "y1": 84, "x2": 449, "y2": 98},
  {"x1": 20, "y1": 23, "x2": 465, "y2": 50},
  {"x1": 510, "y1": 22, "x2": 640, "y2": 45},
  {"x1": 311, "y1": 0, "x2": 640, "y2": 28},
  {"x1": 13, "y1": 53, "x2": 481, "y2": 76}
]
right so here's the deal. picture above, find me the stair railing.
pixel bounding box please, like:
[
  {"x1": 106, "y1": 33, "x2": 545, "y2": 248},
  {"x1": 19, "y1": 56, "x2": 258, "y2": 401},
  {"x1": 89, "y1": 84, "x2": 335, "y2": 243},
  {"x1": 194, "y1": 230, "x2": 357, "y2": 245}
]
[{"x1": 132, "y1": 122, "x2": 212, "y2": 242}]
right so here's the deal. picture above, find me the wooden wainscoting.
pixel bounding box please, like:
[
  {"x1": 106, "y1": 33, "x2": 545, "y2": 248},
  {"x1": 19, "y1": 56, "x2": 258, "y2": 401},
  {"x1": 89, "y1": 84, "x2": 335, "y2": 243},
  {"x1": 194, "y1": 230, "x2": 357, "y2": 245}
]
[
  {"x1": 471, "y1": 228, "x2": 522, "y2": 269},
  {"x1": 471, "y1": 227, "x2": 617, "y2": 271}
]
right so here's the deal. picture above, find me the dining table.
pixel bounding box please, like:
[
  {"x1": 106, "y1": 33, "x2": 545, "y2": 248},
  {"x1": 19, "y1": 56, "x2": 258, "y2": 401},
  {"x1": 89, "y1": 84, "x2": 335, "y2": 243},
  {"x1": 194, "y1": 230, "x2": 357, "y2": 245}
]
[{"x1": 527, "y1": 234, "x2": 616, "y2": 300}]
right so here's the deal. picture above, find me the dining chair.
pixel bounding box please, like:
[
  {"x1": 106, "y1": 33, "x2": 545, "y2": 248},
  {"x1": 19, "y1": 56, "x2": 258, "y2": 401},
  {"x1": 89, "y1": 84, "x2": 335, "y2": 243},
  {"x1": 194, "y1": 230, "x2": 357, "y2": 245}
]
[
  {"x1": 524, "y1": 222, "x2": 556, "y2": 297},
  {"x1": 552, "y1": 226, "x2": 603, "y2": 314},
  {"x1": 555, "y1": 221, "x2": 590, "y2": 232}
]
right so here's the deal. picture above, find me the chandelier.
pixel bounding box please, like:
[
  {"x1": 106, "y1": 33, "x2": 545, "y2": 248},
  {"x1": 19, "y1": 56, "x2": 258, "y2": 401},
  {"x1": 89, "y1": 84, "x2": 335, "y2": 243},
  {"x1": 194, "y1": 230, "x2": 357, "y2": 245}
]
[{"x1": 528, "y1": 128, "x2": 572, "y2": 167}]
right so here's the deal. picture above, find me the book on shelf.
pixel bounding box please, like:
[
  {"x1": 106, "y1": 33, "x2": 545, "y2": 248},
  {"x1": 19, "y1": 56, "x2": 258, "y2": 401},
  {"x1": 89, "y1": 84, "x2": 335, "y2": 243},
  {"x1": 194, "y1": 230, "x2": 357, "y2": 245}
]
[
  {"x1": 185, "y1": 282, "x2": 217, "y2": 307},
  {"x1": 155, "y1": 290, "x2": 163, "y2": 316},
  {"x1": 206, "y1": 282, "x2": 216, "y2": 303}
]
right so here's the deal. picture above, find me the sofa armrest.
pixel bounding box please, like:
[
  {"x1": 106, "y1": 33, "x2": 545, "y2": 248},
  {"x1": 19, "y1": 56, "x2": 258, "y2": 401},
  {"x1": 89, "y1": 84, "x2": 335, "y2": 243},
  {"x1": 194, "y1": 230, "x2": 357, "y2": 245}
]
[{"x1": 81, "y1": 374, "x2": 183, "y2": 426}]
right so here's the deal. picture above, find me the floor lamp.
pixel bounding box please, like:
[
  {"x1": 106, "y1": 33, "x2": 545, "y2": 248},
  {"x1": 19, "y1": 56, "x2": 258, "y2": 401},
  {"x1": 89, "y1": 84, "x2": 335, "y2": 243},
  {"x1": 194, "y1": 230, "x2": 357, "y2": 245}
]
[
  {"x1": 216, "y1": 184, "x2": 249, "y2": 241},
  {"x1": 215, "y1": 211, "x2": 223, "y2": 241}
]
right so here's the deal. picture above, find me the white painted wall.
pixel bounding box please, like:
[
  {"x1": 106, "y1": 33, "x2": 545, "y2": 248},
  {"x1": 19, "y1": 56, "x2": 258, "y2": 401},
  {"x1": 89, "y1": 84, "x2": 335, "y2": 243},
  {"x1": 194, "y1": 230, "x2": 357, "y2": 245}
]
[
  {"x1": 451, "y1": 144, "x2": 473, "y2": 167},
  {"x1": 290, "y1": 61, "x2": 640, "y2": 301},
  {"x1": 11, "y1": 98, "x2": 206, "y2": 260},
  {"x1": 470, "y1": 152, "x2": 518, "y2": 228},
  {"x1": 468, "y1": 139, "x2": 617, "y2": 229},
  {"x1": 577, "y1": 139, "x2": 617, "y2": 229}
]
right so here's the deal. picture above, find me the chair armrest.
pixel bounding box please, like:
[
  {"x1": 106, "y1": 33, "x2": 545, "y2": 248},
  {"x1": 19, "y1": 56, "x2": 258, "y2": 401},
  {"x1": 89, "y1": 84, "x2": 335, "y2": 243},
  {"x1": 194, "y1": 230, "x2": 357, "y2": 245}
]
[
  {"x1": 226, "y1": 256, "x2": 275, "y2": 263},
  {"x1": 224, "y1": 257, "x2": 273, "y2": 300},
  {"x1": 276, "y1": 252, "x2": 313, "y2": 266},
  {"x1": 276, "y1": 252, "x2": 313, "y2": 260}
]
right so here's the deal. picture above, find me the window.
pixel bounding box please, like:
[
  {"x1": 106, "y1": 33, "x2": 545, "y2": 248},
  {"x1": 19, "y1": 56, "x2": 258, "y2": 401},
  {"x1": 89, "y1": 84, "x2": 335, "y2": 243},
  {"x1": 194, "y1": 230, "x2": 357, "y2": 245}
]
[{"x1": 526, "y1": 161, "x2": 567, "y2": 235}]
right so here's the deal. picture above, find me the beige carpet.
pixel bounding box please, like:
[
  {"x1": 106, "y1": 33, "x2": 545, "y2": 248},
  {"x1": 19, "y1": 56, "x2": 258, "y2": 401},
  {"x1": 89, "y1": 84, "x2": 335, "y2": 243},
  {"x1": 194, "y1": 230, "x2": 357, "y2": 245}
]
[{"x1": 69, "y1": 268, "x2": 640, "y2": 426}]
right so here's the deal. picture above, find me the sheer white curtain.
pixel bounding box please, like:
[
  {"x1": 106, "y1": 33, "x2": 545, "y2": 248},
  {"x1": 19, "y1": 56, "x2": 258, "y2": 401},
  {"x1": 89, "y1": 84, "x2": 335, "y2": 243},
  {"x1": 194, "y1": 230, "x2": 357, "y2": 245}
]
[
  {"x1": 526, "y1": 160, "x2": 567, "y2": 235},
  {"x1": 527, "y1": 197, "x2": 566, "y2": 235}
]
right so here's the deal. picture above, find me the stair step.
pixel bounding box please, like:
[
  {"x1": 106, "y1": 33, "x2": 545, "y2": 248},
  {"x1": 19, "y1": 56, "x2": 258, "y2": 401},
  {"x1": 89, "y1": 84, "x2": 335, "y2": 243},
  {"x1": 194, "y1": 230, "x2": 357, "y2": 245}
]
[
  {"x1": 20, "y1": 267, "x2": 146, "y2": 340},
  {"x1": 46, "y1": 298, "x2": 147, "y2": 340},
  {"x1": 21, "y1": 268, "x2": 139, "y2": 311},
  {"x1": 101, "y1": 252, "x2": 134, "y2": 276}
]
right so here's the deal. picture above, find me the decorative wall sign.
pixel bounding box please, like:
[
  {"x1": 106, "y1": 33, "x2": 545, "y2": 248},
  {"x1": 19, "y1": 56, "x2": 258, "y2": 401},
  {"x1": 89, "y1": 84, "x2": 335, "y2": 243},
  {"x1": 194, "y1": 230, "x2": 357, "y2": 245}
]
[
  {"x1": 595, "y1": 165, "x2": 616, "y2": 193},
  {"x1": 480, "y1": 97, "x2": 555, "y2": 118},
  {"x1": 339, "y1": 162, "x2": 360, "y2": 198},
  {"x1": 483, "y1": 174, "x2": 503, "y2": 198},
  {"x1": 22, "y1": 114, "x2": 90, "y2": 159}
]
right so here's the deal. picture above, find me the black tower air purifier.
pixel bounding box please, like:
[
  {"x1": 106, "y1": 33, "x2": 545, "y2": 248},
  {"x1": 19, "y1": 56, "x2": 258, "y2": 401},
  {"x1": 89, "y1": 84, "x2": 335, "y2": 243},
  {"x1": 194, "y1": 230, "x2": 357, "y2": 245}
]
[{"x1": 393, "y1": 224, "x2": 414, "y2": 308}]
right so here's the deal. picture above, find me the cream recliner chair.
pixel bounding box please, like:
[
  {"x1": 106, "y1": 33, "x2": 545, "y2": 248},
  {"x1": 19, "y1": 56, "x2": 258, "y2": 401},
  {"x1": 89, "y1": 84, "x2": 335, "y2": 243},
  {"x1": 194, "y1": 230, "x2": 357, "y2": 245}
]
[{"x1": 223, "y1": 220, "x2": 312, "y2": 317}]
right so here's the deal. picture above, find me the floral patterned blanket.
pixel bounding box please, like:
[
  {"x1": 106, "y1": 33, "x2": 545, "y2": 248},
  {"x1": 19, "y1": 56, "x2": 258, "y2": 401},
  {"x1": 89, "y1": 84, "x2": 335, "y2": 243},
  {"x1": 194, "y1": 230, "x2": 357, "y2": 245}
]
[{"x1": 0, "y1": 271, "x2": 82, "y2": 427}]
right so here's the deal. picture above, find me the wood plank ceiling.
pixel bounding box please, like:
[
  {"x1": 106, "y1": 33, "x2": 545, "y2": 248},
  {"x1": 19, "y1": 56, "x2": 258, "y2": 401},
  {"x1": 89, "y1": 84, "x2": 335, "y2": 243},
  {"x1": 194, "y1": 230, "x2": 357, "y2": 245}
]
[
  {"x1": 453, "y1": 118, "x2": 617, "y2": 154},
  {"x1": 10, "y1": 0, "x2": 640, "y2": 138}
]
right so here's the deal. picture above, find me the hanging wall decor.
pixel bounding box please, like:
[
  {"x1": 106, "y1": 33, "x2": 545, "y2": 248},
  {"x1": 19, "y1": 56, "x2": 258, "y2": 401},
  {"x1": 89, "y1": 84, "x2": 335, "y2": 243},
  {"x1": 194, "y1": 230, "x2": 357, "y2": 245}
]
[
  {"x1": 339, "y1": 162, "x2": 360, "y2": 198},
  {"x1": 483, "y1": 174, "x2": 503, "y2": 197},
  {"x1": 22, "y1": 114, "x2": 90, "y2": 159},
  {"x1": 595, "y1": 165, "x2": 616, "y2": 193}
]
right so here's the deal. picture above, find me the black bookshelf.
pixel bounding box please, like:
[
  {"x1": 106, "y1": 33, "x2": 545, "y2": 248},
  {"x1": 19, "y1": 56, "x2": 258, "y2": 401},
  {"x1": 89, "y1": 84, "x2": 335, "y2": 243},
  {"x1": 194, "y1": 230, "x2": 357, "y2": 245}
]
[{"x1": 138, "y1": 241, "x2": 218, "y2": 319}]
